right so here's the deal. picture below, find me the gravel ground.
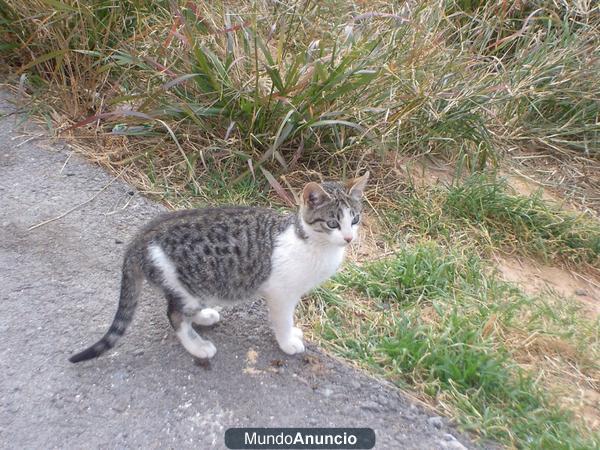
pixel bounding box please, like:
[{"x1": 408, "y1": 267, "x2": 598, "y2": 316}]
[{"x1": 0, "y1": 90, "x2": 481, "y2": 450}]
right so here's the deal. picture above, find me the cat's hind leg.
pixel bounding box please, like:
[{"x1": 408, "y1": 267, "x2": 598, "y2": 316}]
[
  {"x1": 166, "y1": 294, "x2": 216, "y2": 359},
  {"x1": 192, "y1": 308, "x2": 220, "y2": 326}
]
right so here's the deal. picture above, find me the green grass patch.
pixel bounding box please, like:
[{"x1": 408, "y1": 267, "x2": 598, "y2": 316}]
[
  {"x1": 444, "y1": 175, "x2": 600, "y2": 265},
  {"x1": 336, "y1": 242, "x2": 484, "y2": 304},
  {"x1": 302, "y1": 242, "x2": 600, "y2": 448},
  {"x1": 386, "y1": 174, "x2": 600, "y2": 266}
]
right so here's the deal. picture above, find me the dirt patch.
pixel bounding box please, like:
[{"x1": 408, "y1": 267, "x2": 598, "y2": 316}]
[
  {"x1": 517, "y1": 349, "x2": 600, "y2": 432},
  {"x1": 347, "y1": 214, "x2": 391, "y2": 263},
  {"x1": 494, "y1": 253, "x2": 600, "y2": 430},
  {"x1": 504, "y1": 170, "x2": 570, "y2": 206},
  {"x1": 494, "y1": 255, "x2": 600, "y2": 432},
  {"x1": 508, "y1": 150, "x2": 600, "y2": 215},
  {"x1": 493, "y1": 254, "x2": 600, "y2": 317},
  {"x1": 399, "y1": 158, "x2": 454, "y2": 189},
  {"x1": 573, "y1": 387, "x2": 600, "y2": 431}
]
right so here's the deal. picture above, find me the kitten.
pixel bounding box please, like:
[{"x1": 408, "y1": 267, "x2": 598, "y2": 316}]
[{"x1": 69, "y1": 172, "x2": 369, "y2": 363}]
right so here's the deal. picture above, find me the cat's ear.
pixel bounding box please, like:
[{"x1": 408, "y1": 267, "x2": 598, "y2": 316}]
[
  {"x1": 302, "y1": 182, "x2": 331, "y2": 209},
  {"x1": 346, "y1": 171, "x2": 369, "y2": 199}
]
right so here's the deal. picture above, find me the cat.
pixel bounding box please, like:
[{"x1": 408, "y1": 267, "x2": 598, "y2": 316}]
[{"x1": 69, "y1": 172, "x2": 369, "y2": 363}]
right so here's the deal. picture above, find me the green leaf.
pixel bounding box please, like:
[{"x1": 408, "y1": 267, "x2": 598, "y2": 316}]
[
  {"x1": 307, "y1": 119, "x2": 364, "y2": 132},
  {"x1": 17, "y1": 49, "x2": 70, "y2": 74}
]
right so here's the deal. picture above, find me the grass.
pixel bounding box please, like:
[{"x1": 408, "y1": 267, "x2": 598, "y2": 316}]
[
  {"x1": 301, "y1": 242, "x2": 600, "y2": 448},
  {"x1": 444, "y1": 174, "x2": 600, "y2": 265},
  {"x1": 385, "y1": 173, "x2": 600, "y2": 267},
  {"x1": 2, "y1": 0, "x2": 598, "y2": 197},
  {"x1": 2, "y1": 0, "x2": 400, "y2": 185},
  {"x1": 2, "y1": 0, "x2": 600, "y2": 448}
]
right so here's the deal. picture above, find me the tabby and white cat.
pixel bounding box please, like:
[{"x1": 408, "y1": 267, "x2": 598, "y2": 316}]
[{"x1": 69, "y1": 172, "x2": 369, "y2": 363}]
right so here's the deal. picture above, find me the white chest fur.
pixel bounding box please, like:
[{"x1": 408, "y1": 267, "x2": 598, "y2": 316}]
[{"x1": 259, "y1": 225, "x2": 346, "y2": 299}]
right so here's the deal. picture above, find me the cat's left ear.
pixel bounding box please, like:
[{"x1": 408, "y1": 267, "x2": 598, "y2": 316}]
[{"x1": 346, "y1": 171, "x2": 369, "y2": 199}]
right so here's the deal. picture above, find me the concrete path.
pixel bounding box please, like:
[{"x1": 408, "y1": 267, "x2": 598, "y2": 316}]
[{"x1": 0, "y1": 90, "x2": 477, "y2": 450}]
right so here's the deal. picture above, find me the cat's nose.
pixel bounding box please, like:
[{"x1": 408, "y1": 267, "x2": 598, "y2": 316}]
[{"x1": 344, "y1": 236, "x2": 353, "y2": 243}]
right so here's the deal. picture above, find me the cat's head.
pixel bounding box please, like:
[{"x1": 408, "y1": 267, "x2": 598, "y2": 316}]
[{"x1": 299, "y1": 172, "x2": 369, "y2": 246}]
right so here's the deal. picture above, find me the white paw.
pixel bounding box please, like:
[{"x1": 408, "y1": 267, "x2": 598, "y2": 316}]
[
  {"x1": 291, "y1": 326, "x2": 303, "y2": 339},
  {"x1": 190, "y1": 340, "x2": 217, "y2": 359},
  {"x1": 193, "y1": 308, "x2": 220, "y2": 326},
  {"x1": 278, "y1": 335, "x2": 305, "y2": 355}
]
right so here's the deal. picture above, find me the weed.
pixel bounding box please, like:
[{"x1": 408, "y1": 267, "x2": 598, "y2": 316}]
[
  {"x1": 302, "y1": 242, "x2": 600, "y2": 447},
  {"x1": 444, "y1": 174, "x2": 600, "y2": 264},
  {"x1": 383, "y1": 173, "x2": 600, "y2": 267}
]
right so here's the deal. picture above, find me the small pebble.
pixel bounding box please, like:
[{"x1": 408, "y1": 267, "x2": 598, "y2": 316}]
[
  {"x1": 320, "y1": 388, "x2": 333, "y2": 398},
  {"x1": 438, "y1": 439, "x2": 467, "y2": 450},
  {"x1": 428, "y1": 416, "x2": 443, "y2": 429},
  {"x1": 360, "y1": 400, "x2": 380, "y2": 412},
  {"x1": 349, "y1": 380, "x2": 361, "y2": 389}
]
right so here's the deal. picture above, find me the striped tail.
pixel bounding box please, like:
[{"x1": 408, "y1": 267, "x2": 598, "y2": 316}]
[{"x1": 69, "y1": 247, "x2": 144, "y2": 363}]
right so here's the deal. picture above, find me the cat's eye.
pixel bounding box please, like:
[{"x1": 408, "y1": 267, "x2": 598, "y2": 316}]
[
  {"x1": 326, "y1": 220, "x2": 340, "y2": 229},
  {"x1": 351, "y1": 214, "x2": 360, "y2": 225}
]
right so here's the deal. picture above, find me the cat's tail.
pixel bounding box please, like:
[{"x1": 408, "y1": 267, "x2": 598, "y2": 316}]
[{"x1": 69, "y1": 245, "x2": 144, "y2": 363}]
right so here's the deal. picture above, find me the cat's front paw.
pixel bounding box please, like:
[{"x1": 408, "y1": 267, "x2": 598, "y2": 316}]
[
  {"x1": 278, "y1": 335, "x2": 305, "y2": 355},
  {"x1": 192, "y1": 340, "x2": 217, "y2": 359},
  {"x1": 291, "y1": 326, "x2": 303, "y2": 339}
]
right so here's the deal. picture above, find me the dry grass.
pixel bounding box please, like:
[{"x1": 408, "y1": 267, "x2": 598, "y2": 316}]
[{"x1": 2, "y1": 0, "x2": 598, "y2": 203}]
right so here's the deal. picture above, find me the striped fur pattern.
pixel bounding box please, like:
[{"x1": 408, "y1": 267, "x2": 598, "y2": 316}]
[{"x1": 69, "y1": 172, "x2": 368, "y2": 363}]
